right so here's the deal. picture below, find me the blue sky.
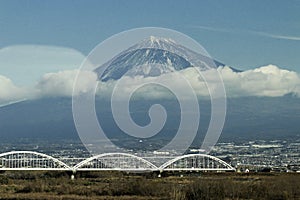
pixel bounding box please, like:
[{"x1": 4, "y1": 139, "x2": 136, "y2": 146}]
[{"x1": 0, "y1": 0, "x2": 300, "y2": 72}]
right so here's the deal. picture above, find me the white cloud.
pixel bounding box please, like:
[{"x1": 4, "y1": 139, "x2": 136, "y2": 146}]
[
  {"x1": 0, "y1": 69, "x2": 97, "y2": 105},
  {"x1": 95, "y1": 64, "x2": 300, "y2": 99},
  {"x1": 0, "y1": 75, "x2": 28, "y2": 105},
  {"x1": 35, "y1": 70, "x2": 98, "y2": 97},
  {"x1": 0, "y1": 65, "x2": 300, "y2": 106},
  {"x1": 219, "y1": 65, "x2": 300, "y2": 97}
]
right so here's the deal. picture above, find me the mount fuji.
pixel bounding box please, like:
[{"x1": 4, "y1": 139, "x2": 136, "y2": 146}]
[
  {"x1": 0, "y1": 37, "x2": 298, "y2": 145},
  {"x1": 95, "y1": 36, "x2": 227, "y2": 81}
]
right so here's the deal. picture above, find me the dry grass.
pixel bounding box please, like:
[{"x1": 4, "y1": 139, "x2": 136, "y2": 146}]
[{"x1": 0, "y1": 171, "x2": 299, "y2": 200}]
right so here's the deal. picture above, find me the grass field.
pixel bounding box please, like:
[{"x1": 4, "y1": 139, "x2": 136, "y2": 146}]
[{"x1": 0, "y1": 171, "x2": 299, "y2": 200}]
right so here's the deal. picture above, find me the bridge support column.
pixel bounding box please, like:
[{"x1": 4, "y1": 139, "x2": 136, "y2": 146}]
[
  {"x1": 71, "y1": 170, "x2": 76, "y2": 180},
  {"x1": 158, "y1": 169, "x2": 163, "y2": 178}
]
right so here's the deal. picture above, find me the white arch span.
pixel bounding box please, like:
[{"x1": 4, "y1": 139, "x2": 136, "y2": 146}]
[
  {"x1": 159, "y1": 154, "x2": 235, "y2": 171},
  {"x1": 0, "y1": 151, "x2": 71, "y2": 170},
  {"x1": 74, "y1": 152, "x2": 159, "y2": 171}
]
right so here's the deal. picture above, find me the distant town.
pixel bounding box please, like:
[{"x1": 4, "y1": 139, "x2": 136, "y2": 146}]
[
  {"x1": 0, "y1": 138, "x2": 299, "y2": 172},
  {"x1": 210, "y1": 139, "x2": 300, "y2": 172}
]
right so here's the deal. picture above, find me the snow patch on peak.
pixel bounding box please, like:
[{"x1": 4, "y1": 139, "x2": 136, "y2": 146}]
[
  {"x1": 149, "y1": 36, "x2": 157, "y2": 43},
  {"x1": 134, "y1": 36, "x2": 179, "y2": 51},
  {"x1": 149, "y1": 36, "x2": 176, "y2": 44}
]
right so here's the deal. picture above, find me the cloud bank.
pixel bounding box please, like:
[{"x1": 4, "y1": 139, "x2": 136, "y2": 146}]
[
  {"x1": 0, "y1": 65, "x2": 299, "y2": 105},
  {"x1": 96, "y1": 64, "x2": 300, "y2": 99},
  {"x1": 219, "y1": 65, "x2": 300, "y2": 97}
]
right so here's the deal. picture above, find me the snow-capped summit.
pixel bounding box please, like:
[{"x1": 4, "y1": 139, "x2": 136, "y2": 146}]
[
  {"x1": 129, "y1": 36, "x2": 178, "y2": 51},
  {"x1": 95, "y1": 37, "x2": 224, "y2": 81}
]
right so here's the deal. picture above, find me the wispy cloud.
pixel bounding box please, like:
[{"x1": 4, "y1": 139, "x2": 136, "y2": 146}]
[
  {"x1": 189, "y1": 25, "x2": 236, "y2": 34},
  {"x1": 190, "y1": 25, "x2": 300, "y2": 41},
  {"x1": 250, "y1": 31, "x2": 300, "y2": 41}
]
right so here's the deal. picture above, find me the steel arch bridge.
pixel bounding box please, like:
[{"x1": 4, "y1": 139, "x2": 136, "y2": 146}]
[{"x1": 0, "y1": 151, "x2": 235, "y2": 172}]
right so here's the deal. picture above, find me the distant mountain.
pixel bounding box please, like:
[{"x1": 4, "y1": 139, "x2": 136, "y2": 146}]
[
  {"x1": 95, "y1": 36, "x2": 228, "y2": 81},
  {"x1": 0, "y1": 96, "x2": 299, "y2": 144}
]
